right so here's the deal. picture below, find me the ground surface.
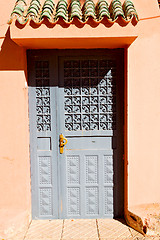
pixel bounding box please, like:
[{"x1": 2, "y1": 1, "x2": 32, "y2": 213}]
[
  {"x1": 130, "y1": 203, "x2": 160, "y2": 238},
  {"x1": 2, "y1": 204, "x2": 160, "y2": 240},
  {"x1": 3, "y1": 218, "x2": 159, "y2": 240}
]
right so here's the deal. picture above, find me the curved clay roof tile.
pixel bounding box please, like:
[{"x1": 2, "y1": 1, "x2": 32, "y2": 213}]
[
  {"x1": 123, "y1": 0, "x2": 138, "y2": 20},
  {"x1": 97, "y1": 0, "x2": 110, "y2": 20},
  {"x1": 41, "y1": 0, "x2": 55, "y2": 20},
  {"x1": 70, "y1": 0, "x2": 82, "y2": 21},
  {"x1": 11, "y1": 0, "x2": 26, "y2": 17},
  {"x1": 83, "y1": 0, "x2": 96, "y2": 21},
  {"x1": 110, "y1": 0, "x2": 125, "y2": 20},
  {"x1": 9, "y1": 0, "x2": 139, "y2": 25},
  {"x1": 55, "y1": 0, "x2": 68, "y2": 21}
]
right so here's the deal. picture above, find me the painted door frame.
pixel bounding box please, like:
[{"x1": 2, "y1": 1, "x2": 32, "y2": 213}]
[{"x1": 27, "y1": 49, "x2": 124, "y2": 219}]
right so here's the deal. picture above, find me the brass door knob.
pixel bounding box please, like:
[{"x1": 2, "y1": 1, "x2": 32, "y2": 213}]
[{"x1": 59, "y1": 134, "x2": 68, "y2": 154}]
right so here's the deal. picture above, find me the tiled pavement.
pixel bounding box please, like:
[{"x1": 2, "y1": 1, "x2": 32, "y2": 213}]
[{"x1": 7, "y1": 219, "x2": 159, "y2": 240}]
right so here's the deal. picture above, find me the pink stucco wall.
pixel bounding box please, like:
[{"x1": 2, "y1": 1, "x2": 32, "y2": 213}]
[
  {"x1": 0, "y1": 35, "x2": 31, "y2": 236},
  {"x1": 128, "y1": 16, "x2": 160, "y2": 206},
  {"x1": 0, "y1": 0, "x2": 160, "y2": 237}
]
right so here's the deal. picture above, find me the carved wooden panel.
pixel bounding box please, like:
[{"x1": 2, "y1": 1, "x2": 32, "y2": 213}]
[
  {"x1": 39, "y1": 156, "x2": 52, "y2": 185},
  {"x1": 104, "y1": 187, "x2": 113, "y2": 215},
  {"x1": 86, "y1": 155, "x2": 98, "y2": 184},
  {"x1": 67, "y1": 187, "x2": 80, "y2": 215},
  {"x1": 104, "y1": 156, "x2": 113, "y2": 184},
  {"x1": 67, "y1": 155, "x2": 80, "y2": 184},
  {"x1": 86, "y1": 187, "x2": 98, "y2": 215},
  {"x1": 40, "y1": 188, "x2": 52, "y2": 216}
]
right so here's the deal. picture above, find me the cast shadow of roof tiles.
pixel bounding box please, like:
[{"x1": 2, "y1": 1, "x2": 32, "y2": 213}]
[{"x1": 8, "y1": 0, "x2": 139, "y2": 27}]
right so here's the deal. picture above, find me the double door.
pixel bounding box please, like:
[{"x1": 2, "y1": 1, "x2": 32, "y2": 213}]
[{"x1": 28, "y1": 49, "x2": 124, "y2": 219}]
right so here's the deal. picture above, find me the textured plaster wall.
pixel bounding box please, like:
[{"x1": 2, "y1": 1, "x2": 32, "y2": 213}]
[
  {"x1": 128, "y1": 16, "x2": 160, "y2": 207},
  {"x1": 0, "y1": 31, "x2": 31, "y2": 237}
]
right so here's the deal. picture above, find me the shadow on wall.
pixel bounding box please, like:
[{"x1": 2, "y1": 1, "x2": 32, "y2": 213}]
[
  {"x1": 15, "y1": 16, "x2": 137, "y2": 30},
  {"x1": 0, "y1": 27, "x2": 27, "y2": 73}
]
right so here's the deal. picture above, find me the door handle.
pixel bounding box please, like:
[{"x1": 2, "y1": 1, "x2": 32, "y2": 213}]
[{"x1": 59, "y1": 134, "x2": 68, "y2": 154}]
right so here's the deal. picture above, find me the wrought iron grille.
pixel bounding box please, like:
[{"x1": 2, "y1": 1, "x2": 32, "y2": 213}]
[
  {"x1": 64, "y1": 59, "x2": 116, "y2": 131},
  {"x1": 35, "y1": 61, "x2": 51, "y2": 132}
]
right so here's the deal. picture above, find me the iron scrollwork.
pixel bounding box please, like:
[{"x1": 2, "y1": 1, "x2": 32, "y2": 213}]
[
  {"x1": 64, "y1": 60, "x2": 116, "y2": 131},
  {"x1": 35, "y1": 61, "x2": 51, "y2": 132}
]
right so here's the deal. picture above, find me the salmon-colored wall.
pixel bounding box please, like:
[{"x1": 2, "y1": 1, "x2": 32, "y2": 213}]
[
  {"x1": 128, "y1": 16, "x2": 160, "y2": 206},
  {"x1": 0, "y1": 31, "x2": 31, "y2": 237},
  {"x1": 0, "y1": 0, "x2": 160, "y2": 237}
]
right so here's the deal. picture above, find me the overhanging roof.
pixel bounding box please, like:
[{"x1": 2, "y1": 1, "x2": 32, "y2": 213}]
[
  {"x1": 8, "y1": 0, "x2": 139, "y2": 49},
  {"x1": 9, "y1": 0, "x2": 138, "y2": 26}
]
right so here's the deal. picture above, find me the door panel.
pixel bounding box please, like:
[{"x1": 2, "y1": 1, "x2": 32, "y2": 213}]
[
  {"x1": 27, "y1": 49, "x2": 124, "y2": 219},
  {"x1": 66, "y1": 137, "x2": 112, "y2": 150},
  {"x1": 28, "y1": 56, "x2": 59, "y2": 219},
  {"x1": 60, "y1": 150, "x2": 114, "y2": 218},
  {"x1": 59, "y1": 57, "x2": 117, "y2": 218}
]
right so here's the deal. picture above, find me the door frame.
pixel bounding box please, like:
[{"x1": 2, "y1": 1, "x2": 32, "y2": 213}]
[{"x1": 27, "y1": 49, "x2": 125, "y2": 219}]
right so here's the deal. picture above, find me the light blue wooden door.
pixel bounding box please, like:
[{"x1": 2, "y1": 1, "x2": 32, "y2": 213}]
[
  {"x1": 28, "y1": 50, "x2": 124, "y2": 219},
  {"x1": 58, "y1": 55, "x2": 123, "y2": 219},
  {"x1": 28, "y1": 54, "x2": 60, "y2": 219}
]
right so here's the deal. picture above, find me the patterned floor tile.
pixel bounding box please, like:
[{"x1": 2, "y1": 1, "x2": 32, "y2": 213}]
[
  {"x1": 62, "y1": 219, "x2": 98, "y2": 239},
  {"x1": 97, "y1": 219, "x2": 132, "y2": 239},
  {"x1": 128, "y1": 227, "x2": 143, "y2": 238},
  {"x1": 7, "y1": 231, "x2": 26, "y2": 240},
  {"x1": 128, "y1": 227, "x2": 157, "y2": 240},
  {"x1": 7, "y1": 218, "x2": 158, "y2": 240},
  {"x1": 24, "y1": 220, "x2": 63, "y2": 240},
  {"x1": 7, "y1": 225, "x2": 28, "y2": 240}
]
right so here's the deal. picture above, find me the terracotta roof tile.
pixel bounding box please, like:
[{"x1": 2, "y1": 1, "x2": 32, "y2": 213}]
[
  {"x1": 123, "y1": 0, "x2": 138, "y2": 21},
  {"x1": 70, "y1": 0, "x2": 82, "y2": 21},
  {"x1": 11, "y1": 0, "x2": 26, "y2": 16},
  {"x1": 110, "y1": 0, "x2": 125, "y2": 20},
  {"x1": 56, "y1": 0, "x2": 68, "y2": 21},
  {"x1": 9, "y1": 0, "x2": 138, "y2": 25},
  {"x1": 27, "y1": 0, "x2": 41, "y2": 21},
  {"x1": 83, "y1": 0, "x2": 96, "y2": 21},
  {"x1": 97, "y1": 0, "x2": 110, "y2": 20},
  {"x1": 41, "y1": 0, "x2": 55, "y2": 20}
]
